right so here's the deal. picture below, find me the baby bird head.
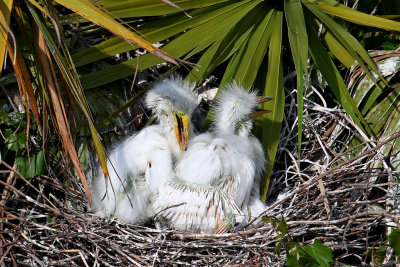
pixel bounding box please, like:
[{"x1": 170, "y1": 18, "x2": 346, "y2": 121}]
[
  {"x1": 145, "y1": 76, "x2": 198, "y2": 151},
  {"x1": 213, "y1": 82, "x2": 272, "y2": 136}
]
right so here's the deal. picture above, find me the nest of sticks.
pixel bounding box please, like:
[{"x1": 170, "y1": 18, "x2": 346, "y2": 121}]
[{"x1": 1, "y1": 88, "x2": 400, "y2": 266}]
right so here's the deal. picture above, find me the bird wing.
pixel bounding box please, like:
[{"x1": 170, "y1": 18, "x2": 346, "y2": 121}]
[
  {"x1": 154, "y1": 175, "x2": 243, "y2": 234},
  {"x1": 174, "y1": 133, "x2": 256, "y2": 214},
  {"x1": 90, "y1": 125, "x2": 174, "y2": 223}
]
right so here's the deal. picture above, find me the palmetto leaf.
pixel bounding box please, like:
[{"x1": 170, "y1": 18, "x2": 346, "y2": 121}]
[
  {"x1": 0, "y1": 0, "x2": 13, "y2": 76},
  {"x1": 255, "y1": 10, "x2": 284, "y2": 201},
  {"x1": 62, "y1": 0, "x2": 229, "y2": 23},
  {"x1": 316, "y1": 0, "x2": 400, "y2": 31},
  {"x1": 346, "y1": 52, "x2": 400, "y2": 169},
  {"x1": 352, "y1": 53, "x2": 400, "y2": 134},
  {"x1": 53, "y1": 0, "x2": 179, "y2": 65},
  {"x1": 285, "y1": 0, "x2": 308, "y2": 156}
]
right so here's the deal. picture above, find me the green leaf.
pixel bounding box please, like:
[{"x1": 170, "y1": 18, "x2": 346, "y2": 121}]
[
  {"x1": 268, "y1": 217, "x2": 288, "y2": 236},
  {"x1": 319, "y1": 24, "x2": 355, "y2": 69},
  {"x1": 181, "y1": 0, "x2": 259, "y2": 61},
  {"x1": 256, "y1": 10, "x2": 284, "y2": 201},
  {"x1": 389, "y1": 229, "x2": 400, "y2": 257},
  {"x1": 366, "y1": 84, "x2": 400, "y2": 135},
  {"x1": 304, "y1": 2, "x2": 386, "y2": 87},
  {"x1": 15, "y1": 150, "x2": 46, "y2": 179},
  {"x1": 231, "y1": 8, "x2": 274, "y2": 88},
  {"x1": 73, "y1": 1, "x2": 245, "y2": 67},
  {"x1": 62, "y1": 0, "x2": 229, "y2": 22},
  {"x1": 316, "y1": 0, "x2": 400, "y2": 31},
  {"x1": 80, "y1": 1, "x2": 259, "y2": 89},
  {"x1": 284, "y1": 0, "x2": 309, "y2": 157},
  {"x1": 52, "y1": 0, "x2": 179, "y2": 65},
  {"x1": 285, "y1": 0, "x2": 308, "y2": 75},
  {"x1": 4, "y1": 129, "x2": 26, "y2": 151},
  {"x1": 370, "y1": 245, "x2": 386, "y2": 266},
  {"x1": 306, "y1": 18, "x2": 373, "y2": 137},
  {"x1": 0, "y1": 111, "x2": 26, "y2": 127},
  {"x1": 274, "y1": 241, "x2": 283, "y2": 254},
  {"x1": 299, "y1": 239, "x2": 333, "y2": 267},
  {"x1": 186, "y1": 3, "x2": 265, "y2": 83},
  {"x1": 287, "y1": 242, "x2": 301, "y2": 267}
]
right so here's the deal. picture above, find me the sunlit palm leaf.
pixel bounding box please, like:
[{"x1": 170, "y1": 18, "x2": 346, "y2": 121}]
[
  {"x1": 304, "y1": 2, "x2": 385, "y2": 88},
  {"x1": 52, "y1": 0, "x2": 179, "y2": 65},
  {"x1": 72, "y1": 1, "x2": 247, "y2": 67},
  {"x1": 0, "y1": 0, "x2": 13, "y2": 76},
  {"x1": 307, "y1": 19, "x2": 373, "y2": 137},
  {"x1": 346, "y1": 53, "x2": 400, "y2": 169},
  {"x1": 319, "y1": 26, "x2": 355, "y2": 68},
  {"x1": 62, "y1": 0, "x2": 229, "y2": 23},
  {"x1": 285, "y1": 0, "x2": 308, "y2": 156},
  {"x1": 257, "y1": 10, "x2": 284, "y2": 201},
  {"x1": 316, "y1": 0, "x2": 400, "y2": 31}
]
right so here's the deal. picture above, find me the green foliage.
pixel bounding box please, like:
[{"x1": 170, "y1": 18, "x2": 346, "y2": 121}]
[
  {"x1": 15, "y1": 150, "x2": 46, "y2": 179},
  {"x1": 264, "y1": 216, "x2": 288, "y2": 254},
  {"x1": 290, "y1": 239, "x2": 333, "y2": 267},
  {"x1": 346, "y1": 52, "x2": 400, "y2": 168},
  {"x1": 389, "y1": 229, "x2": 400, "y2": 257},
  {"x1": 267, "y1": 216, "x2": 333, "y2": 266},
  {"x1": 0, "y1": 109, "x2": 26, "y2": 127},
  {"x1": 4, "y1": 129, "x2": 26, "y2": 152},
  {"x1": 365, "y1": 245, "x2": 386, "y2": 266}
]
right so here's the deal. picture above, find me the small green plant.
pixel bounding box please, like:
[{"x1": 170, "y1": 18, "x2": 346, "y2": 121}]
[
  {"x1": 365, "y1": 245, "x2": 387, "y2": 267},
  {"x1": 389, "y1": 229, "x2": 400, "y2": 257},
  {"x1": 265, "y1": 216, "x2": 333, "y2": 266},
  {"x1": 0, "y1": 108, "x2": 45, "y2": 179}
]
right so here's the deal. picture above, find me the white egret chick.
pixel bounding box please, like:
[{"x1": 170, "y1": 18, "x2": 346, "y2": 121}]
[
  {"x1": 154, "y1": 82, "x2": 272, "y2": 233},
  {"x1": 90, "y1": 76, "x2": 198, "y2": 224}
]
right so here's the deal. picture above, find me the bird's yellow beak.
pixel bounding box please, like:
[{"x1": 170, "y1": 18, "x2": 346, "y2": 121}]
[
  {"x1": 253, "y1": 109, "x2": 272, "y2": 117},
  {"x1": 174, "y1": 111, "x2": 190, "y2": 151},
  {"x1": 252, "y1": 96, "x2": 274, "y2": 118}
]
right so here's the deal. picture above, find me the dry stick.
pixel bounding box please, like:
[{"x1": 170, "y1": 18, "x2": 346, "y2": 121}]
[
  {"x1": 0, "y1": 233, "x2": 20, "y2": 266},
  {"x1": 21, "y1": 232, "x2": 90, "y2": 267},
  {"x1": 0, "y1": 165, "x2": 16, "y2": 267},
  {"x1": 171, "y1": 225, "x2": 272, "y2": 240},
  {"x1": 287, "y1": 211, "x2": 400, "y2": 227},
  {"x1": 267, "y1": 132, "x2": 400, "y2": 211},
  {"x1": 59, "y1": 250, "x2": 90, "y2": 267},
  {"x1": 0, "y1": 160, "x2": 94, "y2": 224},
  {"x1": 245, "y1": 132, "x2": 400, "y2": 228},
  {"x1": 318, "y1": 179, "x2": 330, "y2": 216}
]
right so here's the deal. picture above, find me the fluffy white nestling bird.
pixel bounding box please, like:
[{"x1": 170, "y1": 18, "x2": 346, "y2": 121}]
[
  {"x1": 90, "y1": 76, "x2": 198, "y2": 224},
  {"x1": 154, "y1": 82, "x2": 272, "y2": 233}
]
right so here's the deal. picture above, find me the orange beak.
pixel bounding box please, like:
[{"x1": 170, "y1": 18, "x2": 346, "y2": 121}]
[{"x1": 251, "y1": 96, "x2": 274, "y2": 118}]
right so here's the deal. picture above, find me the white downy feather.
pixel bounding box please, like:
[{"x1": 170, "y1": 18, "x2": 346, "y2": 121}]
[
  {"x1": 90, "y1": 76, "x2": 198, "y2": 224},
  {"x1": 154, "y1": 82, "x2": 267, "y2": 233}
]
